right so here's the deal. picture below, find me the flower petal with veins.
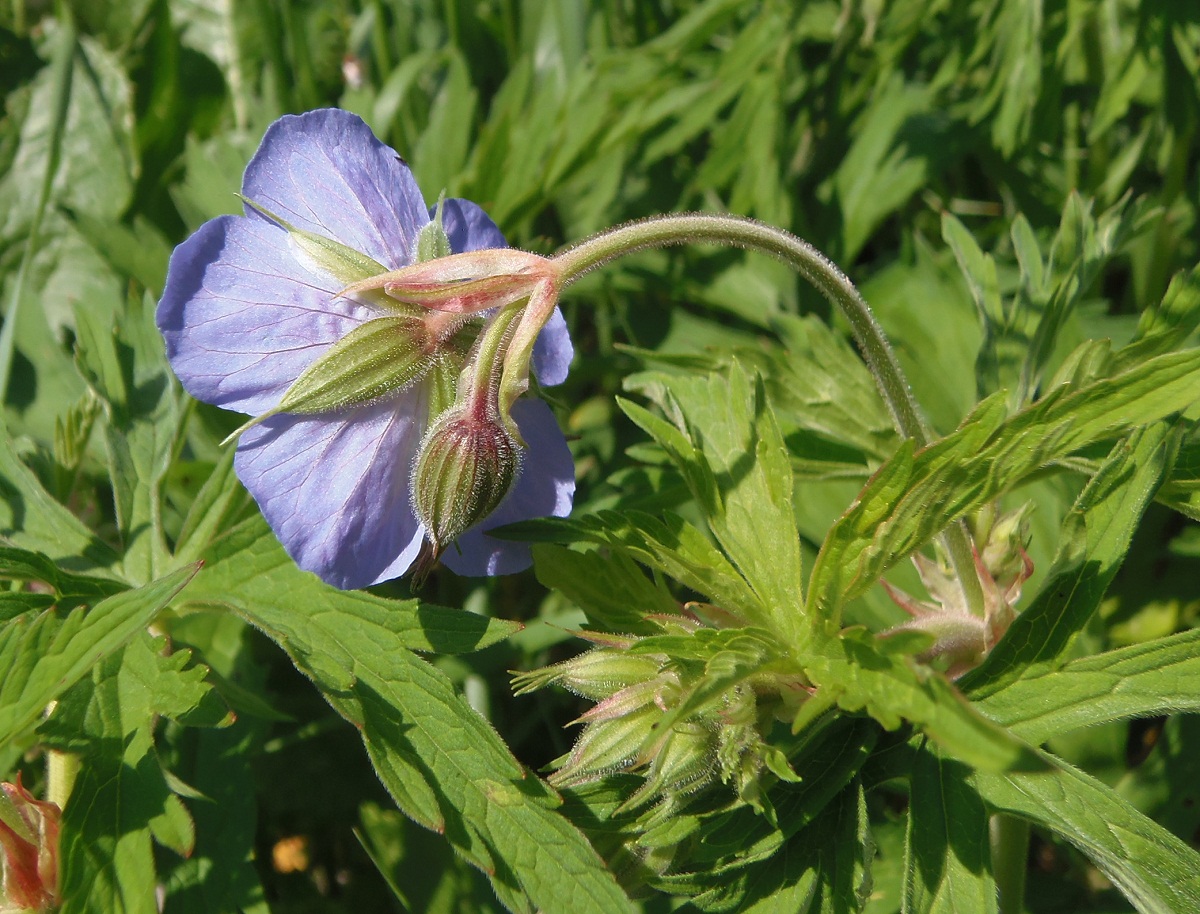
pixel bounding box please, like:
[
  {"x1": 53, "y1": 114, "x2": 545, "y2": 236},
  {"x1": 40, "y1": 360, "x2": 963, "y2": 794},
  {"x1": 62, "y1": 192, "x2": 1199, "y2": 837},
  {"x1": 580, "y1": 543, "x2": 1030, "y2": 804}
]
[{"x1": 158, "y1": 109, "x2": 576, "y2": 588}]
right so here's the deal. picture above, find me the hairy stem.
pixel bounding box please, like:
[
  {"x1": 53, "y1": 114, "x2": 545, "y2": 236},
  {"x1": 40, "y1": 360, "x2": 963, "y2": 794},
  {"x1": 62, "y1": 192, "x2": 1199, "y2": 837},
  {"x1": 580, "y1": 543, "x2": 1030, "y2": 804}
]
[{"x1": 555, "y1": 214, "x2": 987, "y2": 618}]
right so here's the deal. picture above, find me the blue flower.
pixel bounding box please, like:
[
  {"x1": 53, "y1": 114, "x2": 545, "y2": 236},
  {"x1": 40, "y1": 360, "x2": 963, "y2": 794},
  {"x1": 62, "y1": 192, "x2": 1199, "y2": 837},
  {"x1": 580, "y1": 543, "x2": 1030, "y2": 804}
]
[{"x1": 157, "y1": 109, "x2": 574, "y2": 589}]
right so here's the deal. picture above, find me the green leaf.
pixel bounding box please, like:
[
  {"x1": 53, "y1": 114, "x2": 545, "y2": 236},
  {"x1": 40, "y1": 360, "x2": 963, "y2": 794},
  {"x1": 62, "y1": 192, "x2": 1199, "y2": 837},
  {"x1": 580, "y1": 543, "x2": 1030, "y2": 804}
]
[
  {"x1": 73, "y1": 292, "x2": 181, "y2": 584},
  {"x1": 831, "y1": 73, "x2": 941, "y2": 261},
  {"x1": 503, "y1": 510, "x2": 768, "y2": 627},
  {"x1": 0, "y1": 13, "x2": 75, "y2": 399},
  {"x1": 0, "y1": 563, "x2": 197, "y2": 748},
  {"x1": 184, "y1": 516, "x2": 521, "y2": 656},
  {"x1": 903, "y1": 748, "x2": 997, "y2": 914},
  {"x1": 975, "y1": 628, "x2": 1200, "y2": 744},
  {"x1": 622, "y1": 362, "x2": 805, "y2": 640},
  {"x1": 0, "y1": 421, "x2": 120, "y2": 572},
  {"x1": 971, "y1": 750, "x2": 1200, "y2": 913},
  {"x1": 171, "y1": 446, "x2": 253, "y2": 566},
  {"x1": 159, "y1": 723, "x2": 269, "y2": 914},
  {"x1": 801, "y1": 631, "x2": 1040, "y2": 774},
  {"x1": 51, "y1": 628, "x2": 224, "y2": 914},
  {"x1": 683, "y1": 717, "x2": 878, "y2": 879},
  {"x1": 231, "y1": 569, "x2": 636, "y2": 914},
  {"x1": 963, "y1": 423, "x2": 1174, "y2": 698},
  {"x1": 0, "y1": 545, "x2": 126, "y2": 602},
  {"x1": 809, "y1": 350, "x2": 1200, "y2": 617},
  {"x1": 690, "y1": 781, "x2": 871, "y2": 914},
  {"x1": 1111, "y1": 267, "x2": 1200, "y2": 372},
  {"x1": 531, "y1": 543, "x2": 678, "y2": 634}
]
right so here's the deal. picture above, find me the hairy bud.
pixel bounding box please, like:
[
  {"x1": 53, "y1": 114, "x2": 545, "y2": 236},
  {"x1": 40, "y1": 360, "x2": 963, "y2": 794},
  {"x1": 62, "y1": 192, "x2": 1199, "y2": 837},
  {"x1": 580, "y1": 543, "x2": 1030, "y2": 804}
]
[{"x1": 412, "y1": 406, "x2": 521, "y2": 561}]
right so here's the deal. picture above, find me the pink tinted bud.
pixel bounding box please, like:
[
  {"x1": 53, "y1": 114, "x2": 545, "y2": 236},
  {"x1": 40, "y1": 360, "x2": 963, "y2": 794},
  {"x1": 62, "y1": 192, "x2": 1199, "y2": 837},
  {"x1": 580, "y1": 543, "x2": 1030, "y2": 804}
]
[
  {"x1": 411, "y1": 405, "x2": 520, "y2": 568},
  {"x1": 0, "y1": 777, "x2": 59, "y2": 912}
]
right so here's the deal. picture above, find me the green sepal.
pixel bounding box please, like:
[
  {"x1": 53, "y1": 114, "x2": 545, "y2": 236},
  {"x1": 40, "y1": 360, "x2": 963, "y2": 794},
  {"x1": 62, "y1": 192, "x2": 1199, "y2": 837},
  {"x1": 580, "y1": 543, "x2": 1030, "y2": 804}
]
[
  {"x1": 239, "y1": 195, "x2": 398, "y2": 290},
  {"x1": 277, "y1": 317, "x2": 435, "y2": 414},
  {"x1": 224, "y1": 317, "x2": 437, "y2": 443},
  {"x1": 416, "y1": 193, "x2": 453, "y2": 263}
]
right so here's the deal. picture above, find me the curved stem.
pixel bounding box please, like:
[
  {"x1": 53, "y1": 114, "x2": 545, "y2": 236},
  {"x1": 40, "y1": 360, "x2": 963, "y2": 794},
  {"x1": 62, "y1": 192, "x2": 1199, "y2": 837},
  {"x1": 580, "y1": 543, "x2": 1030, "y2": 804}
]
[
  {"x1": 556, "y1": 214, "x2": 931, "y2": 445},
  {"x1": 555, "y1": 214, "x2": 988, "y2": 619}
]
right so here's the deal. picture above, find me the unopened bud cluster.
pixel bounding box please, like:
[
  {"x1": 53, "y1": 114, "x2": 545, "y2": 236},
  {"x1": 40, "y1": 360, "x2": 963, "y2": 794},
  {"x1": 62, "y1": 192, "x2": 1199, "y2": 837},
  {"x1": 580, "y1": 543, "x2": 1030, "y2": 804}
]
[
  {"x1": 882, "y1": 503, "x2": 1034, "y2": 678},
  {"x1": 513, "y1": 617, "x2": 801, "y2": 818}
]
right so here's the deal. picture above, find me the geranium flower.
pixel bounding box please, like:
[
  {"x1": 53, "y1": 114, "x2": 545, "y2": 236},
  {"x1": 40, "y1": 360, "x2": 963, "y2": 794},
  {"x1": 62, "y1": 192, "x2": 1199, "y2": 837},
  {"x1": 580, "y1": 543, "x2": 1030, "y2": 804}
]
[{"x1": 157, "y1": 109, "x2": 574, "y2": 589}]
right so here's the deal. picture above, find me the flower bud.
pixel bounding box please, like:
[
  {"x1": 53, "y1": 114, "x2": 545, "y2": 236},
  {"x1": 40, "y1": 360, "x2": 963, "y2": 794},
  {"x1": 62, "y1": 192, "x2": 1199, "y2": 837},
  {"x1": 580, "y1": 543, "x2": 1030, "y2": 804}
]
[
  {"x1": 511, "y1": 649, "x2": 663, "y2": 700},
  {"x1": 0, "y1": 777, "x2": 60, "y2": 913},
  {"x1": 412, "y1": 406, "x2": 521, "y2": 558},
  {"x1": 414, "y1": 196, "x2": 453, "y2": 263}
]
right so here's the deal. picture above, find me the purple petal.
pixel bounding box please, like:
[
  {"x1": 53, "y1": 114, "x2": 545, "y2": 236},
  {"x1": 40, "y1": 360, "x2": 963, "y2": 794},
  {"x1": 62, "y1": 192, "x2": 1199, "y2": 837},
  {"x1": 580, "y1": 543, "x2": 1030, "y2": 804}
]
[
  {"x1": 438, "y1": 198, "x2": 507, "y2": 252},
  {"x1": 442, "y1": 399, "x2": 574, "y2": 576},
  {"x1": 233, "y1": 395, "x2": 427, "y2": 589},
  {"x1": 242, "y1": 109, "x2": 429, "y2": 269},
  {"x1": 532, "y1": 306, "x2": 573, "y2": 387},
  {"x1": 157, "y1": 215, "x2": 377, "y2": 416}
]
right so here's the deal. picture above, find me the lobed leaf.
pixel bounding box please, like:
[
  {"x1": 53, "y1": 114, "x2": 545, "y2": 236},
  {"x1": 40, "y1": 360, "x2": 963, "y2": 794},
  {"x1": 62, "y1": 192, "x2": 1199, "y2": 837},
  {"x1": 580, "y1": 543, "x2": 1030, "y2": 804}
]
[{"x1": 0, "y1": 563, "x2": 197, "y2": 748}]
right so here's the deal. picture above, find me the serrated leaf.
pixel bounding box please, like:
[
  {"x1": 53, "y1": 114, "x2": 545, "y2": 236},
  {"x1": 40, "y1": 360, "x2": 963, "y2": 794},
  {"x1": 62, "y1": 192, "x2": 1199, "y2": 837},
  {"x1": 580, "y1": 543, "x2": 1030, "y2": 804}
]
[
  {"x1": 159, "y1": 723, "x2": 269, "y2": 914},
  {"x1": 1111, "y1": 267, "x2": 1200, "y2": 372},
  {"x1": 0, "y1": 544, "x2": 126, "y2": 601},
  {"x1": 975, "y1": 628, "x2": 1200, "y2": 744},
  {"x1": 171, "y1": 446, "x2": 253, "y2": 565},
  {"x1": 622, "y1": 362, "x2": 805, "y2": 641},
  {"x1": 184, "y1": 516, "x2": 521, "y2": 656},
  {"x1": 531, "y1": 543, "x2": 678, "y2": 634},
  {"x1": 809, "y1": 350, "x2": 1200, "y2": 618},
  {"x1": 231, "y1": 573, "x2": 637, "y2": 914},
  {"x1": 802, "y1": 632, "x2": 1040, "y2": 774},
  {"x1": 0, "y1": 563, "x2": 197, "y2": 747},
  {"x1": 0, "y1": 421, "x2": 121, "y2": 572},
  {"x1": 73, "y1": 292, "x2": 180, "y2": 584},
  {"x1": 971, "y1": 750, "x2": 1200, "y2": 913},
  {"x1": 503, "y1": 510, "x2": 768, "y2": 626},
  {"x1": 51, "y1": 620, "x2": 233, "y2": 914},
  {"x1": 149, "y1": 794, "x2": 196, "y2": 859}
]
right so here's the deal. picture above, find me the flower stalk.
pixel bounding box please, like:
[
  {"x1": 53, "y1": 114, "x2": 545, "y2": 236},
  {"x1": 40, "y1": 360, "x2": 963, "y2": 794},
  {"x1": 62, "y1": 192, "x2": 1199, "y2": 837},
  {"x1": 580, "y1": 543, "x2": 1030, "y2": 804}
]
[{"x1": 551, "y1": 213, "x2": 987, "y2": 620}]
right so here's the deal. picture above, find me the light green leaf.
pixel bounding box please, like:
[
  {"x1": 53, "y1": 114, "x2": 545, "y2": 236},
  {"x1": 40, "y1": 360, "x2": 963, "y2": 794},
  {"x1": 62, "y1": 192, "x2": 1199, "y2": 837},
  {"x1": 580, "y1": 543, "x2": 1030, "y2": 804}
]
[
  {"x1": 0, "y1": 545, "x2": 125, "y2": 602},
  {"x1": 0, "y1": 426, "x2": 120, "y2": 575},
  {"x1": 622, "y1": 363, "x2": 804, "y2": 640},
  {"x1": 972, "y1": 751, "x2": 1200, "y2": 914},
  {"x1": 74, "y1": 292, "x2": 180, "y2": 584},
  {"x1": 184, "y1": 516, "x2": 521, "y2": 656},
  {"x1": 411, "y1": 49, "x2": 477, "y2": 197},
  {"x1": 503, "y1": 510, "x2": 768, "y2": 626},
  {"x1": 531, "y1": 543, "x2": 678, "y2": 634},
  {"x1": 1111, "y1": 267, "x2": 1200, "y2": 372},
  {"x1": 810, "y1": 350, "x2": 1200, "y2": 617},
  {"x1": 172, "y1": 446, "x2": 253, "y2": 566},
  {"x1": 831, "y1": 74, "x2": 940, "y2": 261},
  {"x1": 0, "y1": 563, "x2": 197, "y2": 748},
  {"x1": 51, "y1": 628, "x2": 220, "y2": 914},
  {"x1": 942, "y1": 211, "x2": 1010, "y2": 398}
]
